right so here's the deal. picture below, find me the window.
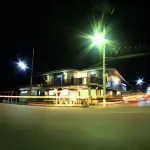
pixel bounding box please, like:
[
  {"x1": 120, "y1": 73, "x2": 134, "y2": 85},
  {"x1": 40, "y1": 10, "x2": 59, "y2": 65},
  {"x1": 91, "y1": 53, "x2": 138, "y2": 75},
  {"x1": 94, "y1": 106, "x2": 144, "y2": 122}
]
[
  {"x1": 80, "y1": 90, "x2": 88, "y2": 98},
  {"x1": 64, "y1": 72, "x2": 67, "y2": 80},
  {"x1": 91, "y1": 90, "x2": 96, "y2": 98},
  {"x1": 116, "y1": 91, "x2": 121, "y2": 95},
  {"x1": 44, "y1": 75, "x2": 49, "y2": 81},
  {"x1": 82, "y1": 72, "x2": 87, "y2": 77},
  {"x1": 61, "y1": 89, "x2": 69, "y2": 96},
  {"x1": 21, "y1": 91, "x2": 28, "y2": 94},
  {"x1": 49, "y1": 90, "x2": 55, "y2": 95},
  {"x1": 90, "y1": 71, "x2": 96, "y2": 77},
  {"x1": 57, "y1": 75, "x2": 62, "y2": 78},
  {"x1": 49, "y1": 75, "x2": 54, "y2": 81},
  {"x1": 77, "y1": 72, "x2": 81, "y2": 78},
  {"x1": 83, "y1": 78, "x2": 87, "y2": 84}
]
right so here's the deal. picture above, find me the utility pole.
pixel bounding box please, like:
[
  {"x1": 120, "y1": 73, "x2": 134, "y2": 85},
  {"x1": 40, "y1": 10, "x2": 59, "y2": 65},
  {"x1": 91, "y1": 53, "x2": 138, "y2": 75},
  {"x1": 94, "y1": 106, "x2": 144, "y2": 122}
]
[
  {"x1": 102, "y1": 26, "x2": 106, "y2": 106},
  {"x1": 29, "y1": 48, "x2": 34, "y2": 96},
  {"x1": 102, "y1": 37, "x2": 106, "y2": 107}
]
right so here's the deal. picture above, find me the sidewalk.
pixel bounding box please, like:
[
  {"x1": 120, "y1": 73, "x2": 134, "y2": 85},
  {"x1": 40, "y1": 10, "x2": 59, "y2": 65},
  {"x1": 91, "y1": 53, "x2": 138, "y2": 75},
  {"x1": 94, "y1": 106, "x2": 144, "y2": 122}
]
[
  {"x1": 27, "y1": 103, "x2": 82, "y2": 107},
  {"x1": 1, "y1": 102, "x2": 140, "y2": 108}
]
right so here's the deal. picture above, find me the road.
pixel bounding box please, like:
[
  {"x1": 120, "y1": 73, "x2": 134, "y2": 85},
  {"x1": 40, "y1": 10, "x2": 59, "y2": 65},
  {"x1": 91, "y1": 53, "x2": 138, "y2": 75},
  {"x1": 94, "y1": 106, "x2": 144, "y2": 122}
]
[{"x1": 0, "y1": 104, "x2": 150, "y2": 150}]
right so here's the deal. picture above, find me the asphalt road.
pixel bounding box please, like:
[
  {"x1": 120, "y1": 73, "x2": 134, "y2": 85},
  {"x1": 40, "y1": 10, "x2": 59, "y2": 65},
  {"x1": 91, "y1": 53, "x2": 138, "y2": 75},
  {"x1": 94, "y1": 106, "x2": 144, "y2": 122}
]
[{"x1": 0, "y1": 104, "x2": 150, "y2": 150}]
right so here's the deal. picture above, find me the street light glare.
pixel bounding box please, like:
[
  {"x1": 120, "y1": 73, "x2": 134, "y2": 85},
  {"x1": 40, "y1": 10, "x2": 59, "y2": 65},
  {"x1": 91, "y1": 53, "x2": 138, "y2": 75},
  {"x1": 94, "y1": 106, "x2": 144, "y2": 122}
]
[
  {"x1": 136, "y1": 78, "x2": 144, "y2": 85},
  {"x1": 92, "y1": 33, "x2": 105, "y2": 46},
  {"x1": 17, "y1": 61, "x2": 27, "y2": 70}
]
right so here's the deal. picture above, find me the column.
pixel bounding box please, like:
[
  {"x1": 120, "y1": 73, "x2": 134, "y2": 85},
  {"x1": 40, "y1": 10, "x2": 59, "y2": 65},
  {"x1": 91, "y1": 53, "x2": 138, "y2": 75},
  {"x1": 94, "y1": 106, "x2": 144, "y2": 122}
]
[
  {"x1": 77, "y1": 88, "x2": 80, "y2": 104},
  {"x1": 68, "y1": 90, "x2": 71, "y2": 104},
  {"x1": 88, "y1": 86, "x2": 91, "y2": 104},
  {"x1": 55, "y1": 88, "x2": 58, "y2": 104}
]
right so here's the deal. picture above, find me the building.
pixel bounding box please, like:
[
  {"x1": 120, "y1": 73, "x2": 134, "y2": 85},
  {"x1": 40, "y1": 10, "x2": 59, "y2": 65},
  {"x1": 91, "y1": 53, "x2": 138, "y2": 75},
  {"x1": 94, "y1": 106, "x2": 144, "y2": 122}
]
[{"x1": 19, "y1": 67, "x2": 127, "y2": 104}]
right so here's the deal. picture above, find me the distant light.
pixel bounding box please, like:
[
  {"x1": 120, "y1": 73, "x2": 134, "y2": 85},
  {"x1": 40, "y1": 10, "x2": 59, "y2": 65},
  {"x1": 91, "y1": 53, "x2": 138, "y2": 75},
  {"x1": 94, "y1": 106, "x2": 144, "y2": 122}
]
[
  {"x1": 136, "y1": 78, "x2": 144, "y2": 85},
  {"x1": 17, "y1": 61, "x2": 27, "y2": 70},
  {"x1": 147, "y1": 86, "x2": 150, "y2": 94}
]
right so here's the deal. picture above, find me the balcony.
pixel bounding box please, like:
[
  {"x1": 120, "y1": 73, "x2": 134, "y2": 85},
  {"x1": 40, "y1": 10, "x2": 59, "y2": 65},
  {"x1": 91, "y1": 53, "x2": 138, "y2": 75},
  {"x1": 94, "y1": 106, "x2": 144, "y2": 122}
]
[{"x1": 43, "y1": 77, "x2": 101, "y2": 87}]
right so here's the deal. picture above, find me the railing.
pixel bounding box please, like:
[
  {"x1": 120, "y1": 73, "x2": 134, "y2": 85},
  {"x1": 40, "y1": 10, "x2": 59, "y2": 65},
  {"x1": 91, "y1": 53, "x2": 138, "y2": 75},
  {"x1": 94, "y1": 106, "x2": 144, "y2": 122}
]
[
  {"x1": 44, "y1": 77, "x2": 102, "y2": 87},
  {"x1": 43, "y1": 78, "x2": 124, "y2": 91}
]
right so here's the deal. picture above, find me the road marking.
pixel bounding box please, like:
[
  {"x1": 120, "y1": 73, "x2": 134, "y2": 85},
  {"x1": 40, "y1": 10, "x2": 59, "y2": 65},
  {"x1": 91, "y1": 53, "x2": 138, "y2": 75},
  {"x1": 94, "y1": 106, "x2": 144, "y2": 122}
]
[{"x1": 110, "y1": 111, "x2": 150, "y2": 113}]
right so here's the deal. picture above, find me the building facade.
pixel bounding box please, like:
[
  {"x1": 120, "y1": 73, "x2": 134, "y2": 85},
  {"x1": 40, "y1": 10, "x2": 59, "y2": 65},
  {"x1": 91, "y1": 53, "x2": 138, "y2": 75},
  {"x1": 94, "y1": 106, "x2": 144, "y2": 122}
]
[
  {"x1": 42, "y1": 67, "x2": 126, "y2": 98},
  {"x1": 19, "y1": 67, "x2": 127, "y2": 104}
]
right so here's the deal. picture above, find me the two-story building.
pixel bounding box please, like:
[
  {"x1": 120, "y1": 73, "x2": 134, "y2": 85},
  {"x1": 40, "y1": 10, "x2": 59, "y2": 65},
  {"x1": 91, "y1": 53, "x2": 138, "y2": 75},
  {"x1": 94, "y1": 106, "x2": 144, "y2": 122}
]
[
  {"x1": 42, "y1": 67, "x2": 126, "y2": 101},
  {"x1": 19, "y1": 67, "x2": 127, "y2": 104}
]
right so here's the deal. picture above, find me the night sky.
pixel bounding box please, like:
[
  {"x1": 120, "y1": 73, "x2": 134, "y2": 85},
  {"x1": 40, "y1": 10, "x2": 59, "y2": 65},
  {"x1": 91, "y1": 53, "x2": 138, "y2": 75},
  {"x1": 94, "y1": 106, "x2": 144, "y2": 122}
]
[{"x1": 1, "y1": 0, "x2": 150, "y2": 89}]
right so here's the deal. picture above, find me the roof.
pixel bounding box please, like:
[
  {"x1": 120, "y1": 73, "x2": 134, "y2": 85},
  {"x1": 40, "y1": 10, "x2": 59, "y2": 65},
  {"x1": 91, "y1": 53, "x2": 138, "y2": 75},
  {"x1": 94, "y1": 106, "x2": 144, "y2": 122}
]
[
  {"x1": 43, "y1": 69, "x2": 78, "y2": 75},
  {"x1": 41, "y1": 67, "x2": 129, "y2": 85},
  {"x1": 81, "y1": 67, "x2": 116, "y2": 72},
  {"x1": 42, "y1": 67, "x2": 116, "y2": 75},
  {"x1": 19, "y1": 85, "x2": 42, "y2": 91}
]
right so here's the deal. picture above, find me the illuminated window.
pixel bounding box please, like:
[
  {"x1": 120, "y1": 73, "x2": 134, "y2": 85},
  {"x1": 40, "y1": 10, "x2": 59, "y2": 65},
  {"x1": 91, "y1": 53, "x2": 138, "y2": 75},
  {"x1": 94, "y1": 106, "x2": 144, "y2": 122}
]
[
  {"x1": 107, "y1": 76, "x2": 111, "y2": 81},
  {"x1": 80, "y1": 89, "x2": 88, "y2": 97},
  {"x1": 90, "y1": 71, "x2": 96, "y2": 77},
  {"x1": 44, "y1": 75, "x2": 49, "y2": 81},
  {"x1": 77, "y1": 72, "x2": 81, "y2": 78},
  {"x1": 49, "y1": 75, "x2": 54, "y2": 81},
  {"x1": 61, "y1": 89, "x2": 69, "y2": 96},
  {"x1": 21, "y1": 91, "x2": 28, "y2": 94},
  {"x1": 45, "y1": 91, "x2": 48, "y2": 96},
  {"x1": 82, "y1": 72, "x2": 87, "y2": 77},
  {"x1": 83, "y1": 78, "x2": 87, "y2": 84},
  {"x1": 91, "y1": 90, "x2": 96, "y2": 98},
  {"x1": 49, "y1": 90, "x2": 55, "y2": 95},
  {"x1": 57, "y1": 75, "x2": 62, "y2": 78},
  {"x1": 109, "y1": 91, "x2": 113, "y2": 96},
  {"x1": 112, "y1": 76, "x2": 120, "y2": 84},
  {"x1": 64, "y1": 72, "x2": 67, "y2": 80},
  {"x1": 116, "y1": 91, "x2": 121, "y2": 95}
]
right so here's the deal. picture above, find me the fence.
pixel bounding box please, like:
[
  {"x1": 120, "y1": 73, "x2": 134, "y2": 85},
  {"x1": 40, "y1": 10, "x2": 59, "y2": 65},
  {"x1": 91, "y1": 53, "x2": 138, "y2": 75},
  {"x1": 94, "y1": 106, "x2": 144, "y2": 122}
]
[
  {"x1": 0, "y1": 91, "x2": 18, "y2": 103},
  {"x1": 0, "y1": 95, "x2": 89, "y2": 105}
]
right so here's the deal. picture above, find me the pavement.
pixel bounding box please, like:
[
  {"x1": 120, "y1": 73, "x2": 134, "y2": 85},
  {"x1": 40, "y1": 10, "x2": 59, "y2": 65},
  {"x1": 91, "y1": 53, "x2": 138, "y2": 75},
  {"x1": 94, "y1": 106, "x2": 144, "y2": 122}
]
[
  {"x1": 1, "y1": 104, "x2": 150, "y2": 150},
  {"x1": 1, "y1": 102, "x2": 139, "y2": 108}
]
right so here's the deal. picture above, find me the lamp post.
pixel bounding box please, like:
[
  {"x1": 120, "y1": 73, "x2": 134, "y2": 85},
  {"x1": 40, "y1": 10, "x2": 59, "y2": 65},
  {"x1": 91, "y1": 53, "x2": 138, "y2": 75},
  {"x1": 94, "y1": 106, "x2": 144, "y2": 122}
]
[
  {"x1": 17, "y1": 61, "x2": 28, "y2": 71},
  {"x1": 92, "y1": 28, "x2": 106, "y2": 106},
  {"x1": 136, "y1": 78, "x2": 144, "y2": 85},
  {"x1": 29, "y1": 48, "x2": 34, "y2": 96},
  {"x1": 17, "y1": 48, "x2": 34, "y2": 96}
]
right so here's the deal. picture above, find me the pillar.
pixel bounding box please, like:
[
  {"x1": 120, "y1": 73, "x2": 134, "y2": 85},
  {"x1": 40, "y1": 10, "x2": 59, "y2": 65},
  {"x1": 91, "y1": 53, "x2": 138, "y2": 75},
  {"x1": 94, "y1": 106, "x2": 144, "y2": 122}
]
[
  {"x1": 55, "y1": 88, "x2": 58, "y2": 104},
  {"x1": 77, "y1": 88, "x2": 80, "y2": 104},
  {"x1": 68, "y1": 90, "x2": 71, "y2": 104},
  {"x1": 88, "y1": 86, "x2": 91, "y2": 96},
  {"x1": 88, "y1": 86, "x2": 91, "y2": 104}
]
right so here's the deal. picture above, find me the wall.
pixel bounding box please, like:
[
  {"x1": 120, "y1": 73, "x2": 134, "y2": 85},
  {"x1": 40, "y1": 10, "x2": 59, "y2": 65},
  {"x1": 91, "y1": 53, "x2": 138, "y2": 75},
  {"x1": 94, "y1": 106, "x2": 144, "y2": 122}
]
[{"x1": 80, "y1": 89, "x2": 88, "y2": 98}]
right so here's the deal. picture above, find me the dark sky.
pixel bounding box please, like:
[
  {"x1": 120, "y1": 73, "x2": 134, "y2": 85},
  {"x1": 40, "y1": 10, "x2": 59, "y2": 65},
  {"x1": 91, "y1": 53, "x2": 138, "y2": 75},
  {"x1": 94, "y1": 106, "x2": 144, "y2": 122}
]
[{"x1": 1, "y1": 0, "x2": 150, "y2": 88}]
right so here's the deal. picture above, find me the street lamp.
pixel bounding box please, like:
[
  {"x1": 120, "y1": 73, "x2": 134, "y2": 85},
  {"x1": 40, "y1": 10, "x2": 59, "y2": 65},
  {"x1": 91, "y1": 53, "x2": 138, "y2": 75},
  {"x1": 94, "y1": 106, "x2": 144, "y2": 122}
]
[
  {"x1": 136, "y1": 78, "x2": 144, "y2": 85},
  {"x1": 91, "y1": 29, "x2": 106, "y2": 106},
  {"x1": 17, "y1": 48, "x2": 34, "y2": 96},
  {"x1": 17, "y1": 61, "x2": 28, "y2": 71},
  {"x1": 92, "y1": 33, "x2": 106, "y2": 46},
  {"x1": 79, "y1": 3, "x2": 115, "y2": 106}
]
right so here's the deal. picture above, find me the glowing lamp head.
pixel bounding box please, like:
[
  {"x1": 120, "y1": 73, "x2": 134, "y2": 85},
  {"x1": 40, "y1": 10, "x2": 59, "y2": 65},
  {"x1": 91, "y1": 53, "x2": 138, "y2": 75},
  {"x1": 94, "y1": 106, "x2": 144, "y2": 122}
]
[
  {"x1": 136, "y1": 78, "x2": 144, "y2": 85},
  {"x1": 17, "y1": 61, "x2": 27, "y2": 70},
  {"x1": 92, "y1": 33, "x2": 105, "y2": 46}
]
